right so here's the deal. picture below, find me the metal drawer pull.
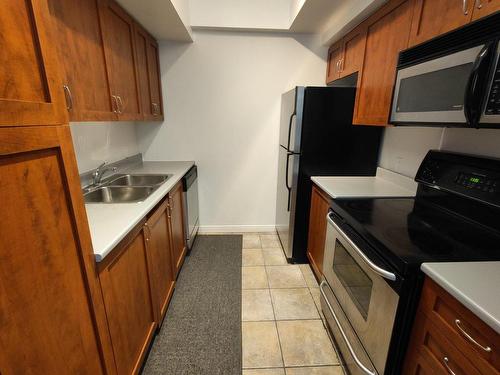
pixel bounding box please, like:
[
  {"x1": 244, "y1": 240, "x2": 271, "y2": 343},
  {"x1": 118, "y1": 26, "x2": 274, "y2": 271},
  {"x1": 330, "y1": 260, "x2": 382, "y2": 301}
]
[
  {"x1": 454, "y1": 319, "x2": 492, "y2": 352},
  {"x1": 319, "y1": 281, "x2": 376, "y2": 375},
  {"x1": 475, "y1": 0, "x2": 482, "y2": 8},
  {"x1": 63, "y1": 85, "x2": 73, "y2": 110},
  {"x1": 462, "y1": 0, "x2": 469, "y2": 14},
  {"x1": 443, "y1": 357, "x2": 457, "y2": 375},
  {"x1": 326, "y1": 213, "x2": 396, "y2": 281},
  {"x1": 117, "y1": 96, "x2": 124, "y2": 114},
  {"x1": 111, "y1": 95, "x2": 118, "y2": 113}
]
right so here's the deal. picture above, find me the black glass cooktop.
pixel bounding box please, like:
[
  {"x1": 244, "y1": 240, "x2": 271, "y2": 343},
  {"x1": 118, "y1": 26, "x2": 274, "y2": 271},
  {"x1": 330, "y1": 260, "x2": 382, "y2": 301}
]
[{"x1": 331, "y1": 197, "x2": 500, "y2": 276}]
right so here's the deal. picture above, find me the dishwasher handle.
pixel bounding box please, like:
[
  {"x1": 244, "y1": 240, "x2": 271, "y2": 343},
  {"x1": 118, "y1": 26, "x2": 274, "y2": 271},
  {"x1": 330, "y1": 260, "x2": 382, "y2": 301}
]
[{"x1": 183, "y1": 165, "x2": 197, "y2": 191}]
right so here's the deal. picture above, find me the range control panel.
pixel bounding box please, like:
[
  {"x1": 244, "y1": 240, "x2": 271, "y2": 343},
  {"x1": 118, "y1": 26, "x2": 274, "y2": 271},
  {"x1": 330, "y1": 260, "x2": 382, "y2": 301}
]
[{"x1": 416, "y1": 150, "x2": 500, "y2": 207}]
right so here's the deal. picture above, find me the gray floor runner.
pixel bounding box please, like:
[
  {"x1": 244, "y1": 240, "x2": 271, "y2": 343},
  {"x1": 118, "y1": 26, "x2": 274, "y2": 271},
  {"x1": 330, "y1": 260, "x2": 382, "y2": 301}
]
[{"x1": 142, "y1": 235, "x2": 242, "y2": 375}]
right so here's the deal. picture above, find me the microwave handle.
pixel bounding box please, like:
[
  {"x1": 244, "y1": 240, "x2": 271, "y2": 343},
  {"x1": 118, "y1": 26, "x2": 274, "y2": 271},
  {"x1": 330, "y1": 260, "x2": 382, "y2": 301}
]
[
  {"x1": 464, "y1": 42, "x2": 495, "y2": 127},
  {"x1": 327, "y1": 213, "x2": 396, "y2": 281}
]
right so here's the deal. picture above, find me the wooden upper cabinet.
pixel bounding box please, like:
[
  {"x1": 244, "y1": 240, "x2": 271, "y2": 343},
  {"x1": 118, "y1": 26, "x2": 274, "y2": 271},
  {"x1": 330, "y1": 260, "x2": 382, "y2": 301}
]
[
  {"x1": 353, "y1": 0, "x2": 413, "y2": 126},
  {"x1": 134, "y1": 24, "x2": 154, "y2": 120},
  {"x1": 169, "y1": 181, "x2": 187, "y2": 277},
  {"x1": 307, "y1": 185, "x2": 330, "y2": 279},
  {"x1": 99, "y1": 0, "x2": 141, "y2": 120},
  {"x1": 326, "y1": 41, "x2": 343, "y2": 83},
  {"x1": 339, "y1": 26, "x2": 367, "y2": 79},
  {"x1": 408, "y1": 0, "x2": 473, "y2": 47},
  {"x1": 0, "y1": 0, "x2": 67, "y2": 126},
  {"x1": 0, "y1": 126, "x2": 115, "y2": 374},
  {"x1": 145, "y1": 199, "x2": 175, "y2": 324},
  {"x1": 98, "y1": 225, "x2": 156, "y2": 375},
  {"x1": 471, "y1": 0, "x2": 500, "y2": 20},
  {"x1": 147, "y1": 36, "x2": 164, "y2": 119},
  {"x1": 48, "y1": 0, "x2": 116, "y2": 121}
]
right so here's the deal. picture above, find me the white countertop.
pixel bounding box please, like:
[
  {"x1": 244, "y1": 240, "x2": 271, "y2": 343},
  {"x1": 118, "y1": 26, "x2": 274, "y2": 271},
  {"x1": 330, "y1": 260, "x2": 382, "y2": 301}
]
[
  {"x1": 421, "y1": 262, "x2": 500, "y2": 334},
  {"x1": 311, "y1": 168, "x2": 417, "y2": 199},
  {"x1": 85, "y1": 161, "x2": 194, "y2": 262}
]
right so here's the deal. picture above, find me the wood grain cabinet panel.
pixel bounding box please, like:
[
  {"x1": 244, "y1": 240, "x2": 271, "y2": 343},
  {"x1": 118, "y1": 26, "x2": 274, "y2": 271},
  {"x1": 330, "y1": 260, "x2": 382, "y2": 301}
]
[
  {"x1": 48, "y1": 0, "x2": 116, "y2": 121},
  {"x1": 306, "y1": 185, "x2": 331, "y2": 279},
  {"x1": 471, "y1": 0, "x2": 500, "y2": 20},
  {"x1": 404, "y1": 277, "x2": 500, "y2": 375},
  {"x1": 0, "y1": 126, "x2": 114, "y2": 374},
  {"x1": 326, "y1": 41, "x2": 343, "y2": 83},
  {"x1": 408, "y1": 0, "x2": 473, "y2": 47},
  {"x1": 339, "y1": 26, "x2": 367, "y2": 79},
  {"x1": 146, "y1": 36, "x2": 164, "y2": 119},
  {"x1": 99, "y1": 226, "x2": 156, "y2": 375},
  {"x1": 353, "y1": 0, "x2": 413, "y2": 126},
  {"x1": 0, "y1": 0, "x2": 67, "y2": 126},
  {"x1": 134, "y1": 24, "x2": 154, "y2": 120},
  {"x1": 169, "y1": 181, "x2": 187, "y2": 277},
  {"x1": 145, "y1": 199, "x2": 176, "y2": 325},
  {"x1": 99, "y1": 0, "x2": 141, "y2": 121}
]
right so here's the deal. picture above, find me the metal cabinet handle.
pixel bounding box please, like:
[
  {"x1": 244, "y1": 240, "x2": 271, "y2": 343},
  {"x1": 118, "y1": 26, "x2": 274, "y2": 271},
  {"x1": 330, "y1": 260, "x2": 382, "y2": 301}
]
[
  {"x1": 475, "y1": 0, "x2": 482, "y2": 8},
  {"x1": 116, "y1": 96, "x2": 124, "y2": 114},
  {"x1": 443, "y1": 357, "x2": 457, "y2": 375},
  {"x1": 63, "y1": 85, "x2": 73, "y2": 110},
  {"x1": 454, "y1": 319, "x2": 492, "y2": 352},
  {"x1": 326, "y1": 213, "x2": 396, "y2": 281},
  {"x1": 463, "y1": 0, "x2": 469, "y2": 14},
  {"x1": 111, "y1": 95, "x2": 118, "y2": 113},
  {"x1": 340, "y1": 58, "x2": 344, "y2": 72},
  {"x1": 319, "y1": 281, "x2": 376, "y2": 375}
]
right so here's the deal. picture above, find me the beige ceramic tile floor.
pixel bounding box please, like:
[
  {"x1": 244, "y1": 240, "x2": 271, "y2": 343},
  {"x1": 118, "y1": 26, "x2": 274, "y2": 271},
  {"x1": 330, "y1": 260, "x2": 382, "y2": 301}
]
[{"x1": 241, "y1": 233, "x2": 345, "y2": 375}]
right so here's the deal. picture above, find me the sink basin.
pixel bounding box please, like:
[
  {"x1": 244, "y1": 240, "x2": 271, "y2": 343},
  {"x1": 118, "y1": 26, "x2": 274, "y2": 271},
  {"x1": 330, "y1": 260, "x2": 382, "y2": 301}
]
[
  {"x1": 84, "y1": 186, "x2": 154, "y2": 203},
  {"x1": 106, "y1": 174, "x2": 171, "y2": 187}
]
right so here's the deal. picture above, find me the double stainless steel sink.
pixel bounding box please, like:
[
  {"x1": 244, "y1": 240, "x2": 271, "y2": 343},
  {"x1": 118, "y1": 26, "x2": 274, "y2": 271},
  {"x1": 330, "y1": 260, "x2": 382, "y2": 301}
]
[{"x1": 83, "y1": 174, "x2": 171, "y2": 203}]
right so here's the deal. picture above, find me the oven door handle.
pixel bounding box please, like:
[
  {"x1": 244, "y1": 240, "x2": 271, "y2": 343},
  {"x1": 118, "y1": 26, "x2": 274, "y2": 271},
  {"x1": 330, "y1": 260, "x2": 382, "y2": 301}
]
[
  {"x1": 327, "y1": 213, "x2": 397, "y2": 281},
  {"x1": 320, "y1": 281, "x2": 377, "y2": 375}
]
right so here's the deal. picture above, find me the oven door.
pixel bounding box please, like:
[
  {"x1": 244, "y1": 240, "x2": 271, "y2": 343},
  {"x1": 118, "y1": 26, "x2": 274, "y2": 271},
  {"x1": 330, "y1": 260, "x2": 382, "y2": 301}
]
[
  {"x1": 322, "y1": 212, "x2": 400, "y2": 375},
  {"x1": 390, "y1": 44, "x2": 485, "y2": 125}
]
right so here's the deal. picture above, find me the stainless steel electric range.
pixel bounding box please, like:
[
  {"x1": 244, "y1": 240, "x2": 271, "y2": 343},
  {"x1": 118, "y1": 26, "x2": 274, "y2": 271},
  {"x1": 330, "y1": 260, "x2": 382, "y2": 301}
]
[{"x1": 320, "y1": 150, "x2": 500, "y2": 375}]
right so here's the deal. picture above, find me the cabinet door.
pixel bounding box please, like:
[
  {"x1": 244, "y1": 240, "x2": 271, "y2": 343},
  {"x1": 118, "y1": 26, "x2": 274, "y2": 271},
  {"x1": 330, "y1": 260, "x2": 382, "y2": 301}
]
[
  {"x1": 134, "y1": 24, "x2": 154, "y2": 120},
  {"x1": 339, "y1": 26, "x2": 367, "y2": 79},
  {"x1": 146, "y1": 36, "x2": 164, "y2": 119},
  {"x1": 326, "y1": 41, "x2": 343, "y2": 83},
  {"x1": 0, "y1": 0, "x2": 67, "y2": 126},
  {"x1": 99, "y1": 0, "x2": 141, "y2": 120},
  {"x1": 169, "y1": 181, "x2": 187, "y2": 277},
  {"x1": 306, "y1": 185, "x2": 330, "y2": 279},
  {"x1": 471, "y1": 0, "x2": 500, "y2": 20},
  {"x1": 99, "y1": 226, "x2": 156, "y2": 375},
  {"x1": 145, "y1": 199, "x2": 175, "y2": 324},
  {"x1": 353, "y1": 0, "x2": 414, "y2": 126},
  {"x1": 408, "y1": 0, "x2": 473, "y2": 47},
  {"x1": 0, "y1": 126, "x2": 114, "y2": 374},
  {"x1": 48, "y1": 0, "x2": 116, "y2": 121}
]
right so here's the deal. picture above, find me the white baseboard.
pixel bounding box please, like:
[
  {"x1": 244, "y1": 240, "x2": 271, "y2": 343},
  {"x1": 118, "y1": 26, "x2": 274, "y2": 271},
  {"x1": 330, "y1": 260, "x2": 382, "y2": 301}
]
[{"x1": 198, "y1": 225, "x2": 276, "y2": 234}]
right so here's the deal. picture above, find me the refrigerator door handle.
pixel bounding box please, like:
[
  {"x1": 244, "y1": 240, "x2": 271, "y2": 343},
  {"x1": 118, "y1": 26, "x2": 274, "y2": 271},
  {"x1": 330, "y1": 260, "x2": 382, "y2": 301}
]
[
  {"x1": 286, "y1": 113, "x2": 296, "y2": 150},
  {"x1": 285, "y1": 151, "x2": 293, "y2": 211}
]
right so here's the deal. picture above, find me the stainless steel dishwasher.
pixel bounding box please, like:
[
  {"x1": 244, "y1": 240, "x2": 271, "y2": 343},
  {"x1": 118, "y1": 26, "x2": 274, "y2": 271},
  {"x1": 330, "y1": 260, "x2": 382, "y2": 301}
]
[{"x1": 182, "y1": 165, "x2": 199, "y2": 250}]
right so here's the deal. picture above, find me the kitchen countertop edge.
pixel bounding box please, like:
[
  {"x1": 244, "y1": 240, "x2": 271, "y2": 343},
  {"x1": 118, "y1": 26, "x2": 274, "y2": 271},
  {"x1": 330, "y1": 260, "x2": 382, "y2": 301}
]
[
  {"x1": 421, "y1": 262, "x2": 500, "y2": 334},
  {"x1": 85, "y1": 161, "x2": 194, "y2": 262}
]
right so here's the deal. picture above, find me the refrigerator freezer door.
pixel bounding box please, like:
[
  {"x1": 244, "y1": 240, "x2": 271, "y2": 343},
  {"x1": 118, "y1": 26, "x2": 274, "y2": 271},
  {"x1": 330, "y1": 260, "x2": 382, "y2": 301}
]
[
  {"x1": 276, "y1": 146, "x2": 300, "y2": 259},
  {"x1": 279, "y1": 87, "x2": 304, "y2": 153}
]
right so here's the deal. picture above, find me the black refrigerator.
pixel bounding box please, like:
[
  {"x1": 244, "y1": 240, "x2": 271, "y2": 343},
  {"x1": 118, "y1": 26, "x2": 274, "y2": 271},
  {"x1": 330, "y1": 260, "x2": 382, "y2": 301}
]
[{"x1": 275, "y1": 86, "x2": 382, "y2": 263}]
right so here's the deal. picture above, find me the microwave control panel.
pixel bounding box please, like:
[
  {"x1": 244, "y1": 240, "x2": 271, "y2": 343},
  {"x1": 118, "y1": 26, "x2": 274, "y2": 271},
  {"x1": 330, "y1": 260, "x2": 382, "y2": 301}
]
[{"x1": 485, "y1": 47, "x2": 500, "y2": 116}]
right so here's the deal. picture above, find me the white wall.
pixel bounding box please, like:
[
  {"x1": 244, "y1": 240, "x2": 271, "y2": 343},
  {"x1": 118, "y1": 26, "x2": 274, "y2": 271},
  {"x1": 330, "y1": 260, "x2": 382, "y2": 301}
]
[
  {"x1": 137, "y1": 30, "x2": 327, "y2": 231},
  {"x1": 70, "y1": 122, "x2": 140, "y2": 173},
  {"x1": 379, "y1": 126, "x2": 500, "y2": 178}
]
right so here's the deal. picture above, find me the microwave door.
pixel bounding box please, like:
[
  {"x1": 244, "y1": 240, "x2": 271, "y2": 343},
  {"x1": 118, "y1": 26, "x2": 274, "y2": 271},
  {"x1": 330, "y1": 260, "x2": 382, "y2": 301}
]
[{"x1": 390, "y1": 45, "x2": 485, "y2": 125}]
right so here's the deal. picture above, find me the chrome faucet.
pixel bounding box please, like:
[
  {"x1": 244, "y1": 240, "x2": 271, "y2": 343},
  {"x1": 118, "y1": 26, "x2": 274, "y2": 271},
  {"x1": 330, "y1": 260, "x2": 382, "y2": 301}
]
[{"x1": 92, "y1": 162, "x2": 117, "y2": 186}]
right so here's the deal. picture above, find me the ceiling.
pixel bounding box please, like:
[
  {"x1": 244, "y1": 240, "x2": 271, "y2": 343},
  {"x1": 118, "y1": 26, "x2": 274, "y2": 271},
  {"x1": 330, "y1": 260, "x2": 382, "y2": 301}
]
[{"x1": 117, "y1": 0, "x2": 387, "y2": 45}]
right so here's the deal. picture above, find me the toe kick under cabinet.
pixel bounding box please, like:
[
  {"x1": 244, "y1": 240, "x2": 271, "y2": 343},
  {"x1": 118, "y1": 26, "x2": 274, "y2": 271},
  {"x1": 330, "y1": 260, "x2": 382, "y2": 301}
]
[{"x1": 98, "y1": 180, "x2": 186, "y2": 374}]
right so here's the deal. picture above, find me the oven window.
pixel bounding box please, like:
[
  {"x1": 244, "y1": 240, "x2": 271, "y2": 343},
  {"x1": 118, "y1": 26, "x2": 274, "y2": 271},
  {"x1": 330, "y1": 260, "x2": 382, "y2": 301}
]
[
  {"x1": 396, "y1": 63, "x2": 473, "y2": 113},
  {"x1": 333, "y1": 239, "x2": 373, "y2": 320}
]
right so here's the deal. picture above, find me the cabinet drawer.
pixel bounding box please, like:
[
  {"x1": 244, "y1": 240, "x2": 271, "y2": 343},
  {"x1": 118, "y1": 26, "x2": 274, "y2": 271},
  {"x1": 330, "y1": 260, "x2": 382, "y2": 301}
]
[
  {"x1": 420, "y1": 278, "x2": 500, "y2": 374},
  {"x1": 407, "y1": 312, "x2": 482, "y2": 375}
]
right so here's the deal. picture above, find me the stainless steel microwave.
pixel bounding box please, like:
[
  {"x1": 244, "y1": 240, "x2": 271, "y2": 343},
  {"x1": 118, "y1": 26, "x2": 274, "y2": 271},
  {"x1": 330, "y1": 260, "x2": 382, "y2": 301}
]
[{"x1": 390, "y1": 41, "x2": 500, "y2": 128}]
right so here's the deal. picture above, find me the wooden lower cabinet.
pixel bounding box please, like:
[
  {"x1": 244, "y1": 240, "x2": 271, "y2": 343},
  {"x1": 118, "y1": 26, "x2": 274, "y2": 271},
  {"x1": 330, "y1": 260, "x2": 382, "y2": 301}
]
[
  {"x1": 0, "y1": 125, "x2": 114, "y2": 374},
  {"x1": 98, "y1": 224, "x2": 157, "y2": 375},
  {"x1": 306, "y1": 185, "x2": 331, "y2": 279},
  {"x1": 145, "y1": 199, "x2": 176, "y2": 324},
  {"x1": 169, "y1": 181, "x2": 187, "y2": 277},
  {"x1": 404, "y1": 277, "x2": 500, "y2": 375}
]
